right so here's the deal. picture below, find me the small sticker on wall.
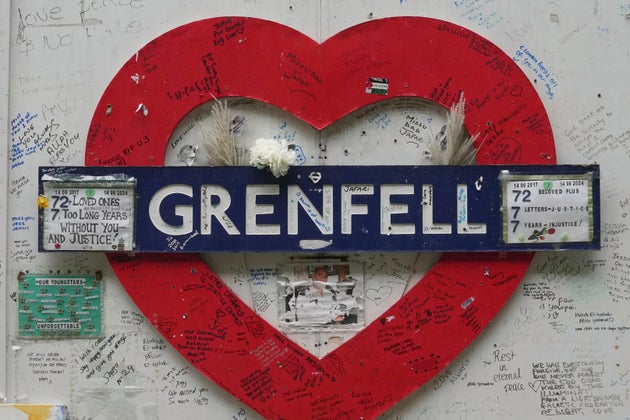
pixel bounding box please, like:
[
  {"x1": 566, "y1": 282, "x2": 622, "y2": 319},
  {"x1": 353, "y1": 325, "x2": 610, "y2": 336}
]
[
  {"x1": 0, "y1": 405, "x2": 67, "y2": 420},
  {"x1": 366, "y1": 77, "x2": 389, "y2": 95},
  {"x1": 18, "y1": 272, "x2": 102, "y2": 338}
]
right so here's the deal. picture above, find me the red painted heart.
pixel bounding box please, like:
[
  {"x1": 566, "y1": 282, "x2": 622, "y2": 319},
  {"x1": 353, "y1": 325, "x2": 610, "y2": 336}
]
[{"x1": 86, "y1": 17, "x2": 555, "y2": 419}]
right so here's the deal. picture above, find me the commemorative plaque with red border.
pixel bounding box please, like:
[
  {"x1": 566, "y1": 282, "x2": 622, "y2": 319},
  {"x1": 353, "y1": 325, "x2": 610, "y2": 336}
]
[{"x1": 37, "y1": 16, "x2": 601, "y2": 419}]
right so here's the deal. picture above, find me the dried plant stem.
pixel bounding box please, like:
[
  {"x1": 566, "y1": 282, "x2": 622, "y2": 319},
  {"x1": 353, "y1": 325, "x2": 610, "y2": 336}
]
[
  {"x1": 428, "y1": 93, "x2": 479, "y2": 165},
  {"x1": 198, "y1": 99, "x2": 245, "y2": 166}
]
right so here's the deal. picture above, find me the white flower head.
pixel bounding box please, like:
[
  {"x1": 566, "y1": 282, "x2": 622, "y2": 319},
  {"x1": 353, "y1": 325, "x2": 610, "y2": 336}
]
[{"x1": 249, "y1": 138, "x2": 297, "y2": 177}]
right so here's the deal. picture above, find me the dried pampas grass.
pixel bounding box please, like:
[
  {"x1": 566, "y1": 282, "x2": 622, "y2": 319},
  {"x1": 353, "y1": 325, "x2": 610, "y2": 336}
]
[
  {"x1": 428, "y1": 93, "x2": 479, "y2": 165},
  {"x1": 198, "y1": 99, "x2": 246, "y2": 166}
]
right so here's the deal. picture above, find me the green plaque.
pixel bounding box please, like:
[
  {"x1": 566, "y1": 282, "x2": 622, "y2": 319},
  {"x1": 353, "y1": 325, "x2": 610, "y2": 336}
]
[{"x1": 18, "y1": 273, "x2": 102, "y2": 337}]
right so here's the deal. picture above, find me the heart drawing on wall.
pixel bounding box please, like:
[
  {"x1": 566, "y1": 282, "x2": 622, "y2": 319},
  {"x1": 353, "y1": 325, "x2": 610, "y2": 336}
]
[{"x1": 86, "y1": 17, "x2": 555, "y2": 419}]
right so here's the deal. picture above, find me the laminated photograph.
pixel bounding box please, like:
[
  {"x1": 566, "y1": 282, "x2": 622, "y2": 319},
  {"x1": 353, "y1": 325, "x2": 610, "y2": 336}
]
[{"x1": 277, "y1": 262, "x2": 364, "y2": 330}]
